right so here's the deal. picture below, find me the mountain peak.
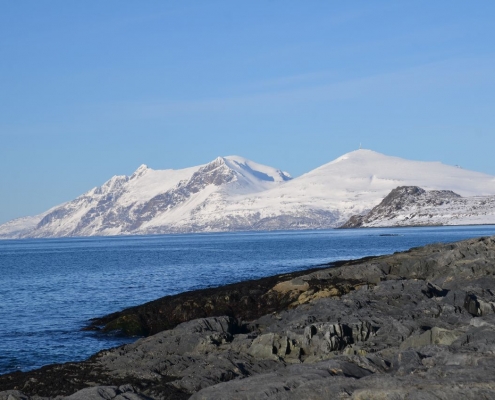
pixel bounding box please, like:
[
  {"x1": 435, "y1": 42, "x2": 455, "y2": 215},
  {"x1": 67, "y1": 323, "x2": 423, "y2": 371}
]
[
  {"x1": 330, "y1": 149, "x2": 383, "y2": 164},
  {"x1": 198, "y1": 156, "x2": 292, "y2": 185},
  {"x1": 222, "y1": 156, "x2": 292, "y2": 183},
  {"x1": 131, "y1": 164, "x2": 150, "y2": 179},
  {"x1": 135, "y1": 163, "x2": 149, "y2": 172}
]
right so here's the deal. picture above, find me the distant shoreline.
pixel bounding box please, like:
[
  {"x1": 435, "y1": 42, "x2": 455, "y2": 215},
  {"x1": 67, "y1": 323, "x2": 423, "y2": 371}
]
[{"x1": 3, "y1": 222, "x2": 495, "y2": 241}]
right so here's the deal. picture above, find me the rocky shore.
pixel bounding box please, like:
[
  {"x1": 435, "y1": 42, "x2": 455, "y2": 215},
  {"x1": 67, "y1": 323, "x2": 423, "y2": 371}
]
[{"x1": 3, "y1": 236, "x2": 495, "y2": 399}]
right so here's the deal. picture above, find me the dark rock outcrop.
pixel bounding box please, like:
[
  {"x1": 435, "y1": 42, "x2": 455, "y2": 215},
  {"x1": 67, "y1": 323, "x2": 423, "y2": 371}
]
[
  {"x1": 341, "y1": 186, "x2": 462, "y2": 228},
  {"x1": 3, "y1": 236, "x2": 495, "y2": 399},
  {"x1": 84, "y1": 261, "x2": 361, "y2": 336}
]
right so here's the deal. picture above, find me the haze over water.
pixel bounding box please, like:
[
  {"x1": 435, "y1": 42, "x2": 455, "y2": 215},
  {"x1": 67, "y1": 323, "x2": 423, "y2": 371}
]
[{"x1": 1, "y1": 225, "x2": 495, "y2": 375}]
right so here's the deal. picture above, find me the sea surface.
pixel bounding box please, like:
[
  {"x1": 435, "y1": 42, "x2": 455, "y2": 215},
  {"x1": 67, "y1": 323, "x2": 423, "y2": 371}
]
[{"x1": 1, "y1": 225, "x2": 495, "y2": 375}]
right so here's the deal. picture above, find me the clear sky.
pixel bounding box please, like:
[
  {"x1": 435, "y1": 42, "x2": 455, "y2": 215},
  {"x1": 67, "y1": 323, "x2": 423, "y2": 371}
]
[{"x1": 1, "y1": 1, "x2": 495, "y2": 224}]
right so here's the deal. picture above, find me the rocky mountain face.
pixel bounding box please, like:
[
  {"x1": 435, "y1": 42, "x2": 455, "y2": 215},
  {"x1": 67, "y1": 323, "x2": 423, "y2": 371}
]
[
  {"x1": 3, "y1": 236, "x2": 495, "y2": 398},
  {"x1": 341, "y1": 185, "x2": 495, "y2": 228},
  {"x1": 3, "y1": 150, "x2": 495, "y2": 238},
  {"x1": 1, "y1": 156, "x2": 296, "y2": 238}
]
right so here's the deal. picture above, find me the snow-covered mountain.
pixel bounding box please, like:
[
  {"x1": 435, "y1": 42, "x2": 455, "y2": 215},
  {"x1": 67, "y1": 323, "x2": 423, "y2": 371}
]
[
  {"x1": 340, "y1": 186, "x2": 495, "y2": 228},
  {"x1": 1, "y1": 156, "x2": 292, "y2": 238},
  {"x1": 214, "y1": 149, "x2": 495, "y2": 229},
  {"x1": 2, "y1": 150, "x2": 495, "y2": 238}
]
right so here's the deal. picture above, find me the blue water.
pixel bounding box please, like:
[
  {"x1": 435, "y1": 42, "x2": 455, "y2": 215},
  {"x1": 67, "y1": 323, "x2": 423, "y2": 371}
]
[{"x1": 1, "y1": 225, "x2": 495, "y2": 375}]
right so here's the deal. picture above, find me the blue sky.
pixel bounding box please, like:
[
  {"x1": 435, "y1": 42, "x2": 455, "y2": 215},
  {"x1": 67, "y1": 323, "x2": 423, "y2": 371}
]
[{"x1": 1, "y1": 1, "x2": 495, "y2": 223}]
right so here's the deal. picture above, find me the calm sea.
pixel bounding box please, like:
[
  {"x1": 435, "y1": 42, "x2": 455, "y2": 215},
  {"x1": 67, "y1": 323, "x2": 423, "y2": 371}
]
[{"x1": 1, "y1": 225, "x2": 495, "y2": 375}]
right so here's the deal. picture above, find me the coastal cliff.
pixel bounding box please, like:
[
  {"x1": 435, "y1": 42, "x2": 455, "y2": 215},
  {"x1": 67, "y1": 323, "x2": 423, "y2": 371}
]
[{"x1": 3, "y1": 236, "x2": 495, "y2": 399}]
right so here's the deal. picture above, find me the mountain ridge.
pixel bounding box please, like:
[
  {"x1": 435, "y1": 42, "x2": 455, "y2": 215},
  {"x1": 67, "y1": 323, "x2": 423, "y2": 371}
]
[{"x1": 2, "y1": 150, "x2": 495, "y2": 238}]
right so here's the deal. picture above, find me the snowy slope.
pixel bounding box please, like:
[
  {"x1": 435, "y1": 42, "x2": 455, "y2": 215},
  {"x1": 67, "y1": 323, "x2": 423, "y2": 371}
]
[
  {"x1": 0, "y1": 215, "x2": 44, "y2": 238},
  {"x1": 3, "y1": 156, "x2": 292, "y2": 238},
  {"x1": 216, "y1": 149, "x2": 495, "y2": 228},
  {"x1": 340, "y1": 186, "x2": 495, "y2": 228},
  {"x1": 1, "y1": 150, "x2": 495, "y2": 238},
  {"x1": 27, "y1": 165, "x2": 197, "y2": 238}
]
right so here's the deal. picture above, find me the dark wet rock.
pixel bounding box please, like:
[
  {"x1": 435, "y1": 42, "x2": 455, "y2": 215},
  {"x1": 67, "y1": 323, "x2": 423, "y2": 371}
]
[
  {"x1": 84, "y1": 262, "x2": 357, "y2": 336},
  {"x1": 3, "y1": 236, "x2": 495, "y2": 399}
]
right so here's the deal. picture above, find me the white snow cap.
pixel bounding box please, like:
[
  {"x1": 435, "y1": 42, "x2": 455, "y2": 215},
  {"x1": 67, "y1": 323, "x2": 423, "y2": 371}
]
[
  {"x1": 223, "y1": 155, "x2": 292, "y2": 182},
  {"x1": 131, "y1": 164, "x2": 149, "y2": 179}
]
